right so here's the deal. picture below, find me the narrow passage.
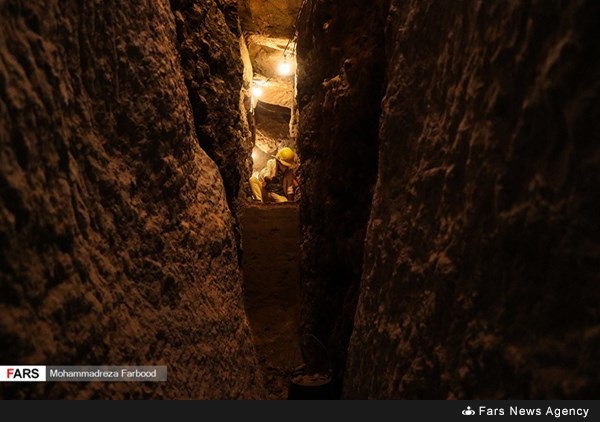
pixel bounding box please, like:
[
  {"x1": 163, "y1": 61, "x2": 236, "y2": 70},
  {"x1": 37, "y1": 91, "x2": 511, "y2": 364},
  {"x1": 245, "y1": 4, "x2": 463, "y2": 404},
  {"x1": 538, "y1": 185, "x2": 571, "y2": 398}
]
[{"x1": 240, "y1": 202, "x2": 303, "y2": 400}]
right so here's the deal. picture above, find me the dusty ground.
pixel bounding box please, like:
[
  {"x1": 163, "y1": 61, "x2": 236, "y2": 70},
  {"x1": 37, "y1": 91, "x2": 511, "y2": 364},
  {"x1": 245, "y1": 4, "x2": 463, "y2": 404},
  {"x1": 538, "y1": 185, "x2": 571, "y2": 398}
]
[{"x1": 240, "y1": 202, "x2": 304, "y2": 400}]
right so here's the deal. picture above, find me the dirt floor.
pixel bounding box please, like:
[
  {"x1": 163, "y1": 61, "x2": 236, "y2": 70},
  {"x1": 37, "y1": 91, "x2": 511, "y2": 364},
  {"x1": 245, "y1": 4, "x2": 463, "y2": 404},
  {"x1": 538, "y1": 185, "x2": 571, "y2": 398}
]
[{"x1": 240, "y1": 202, "x2": 304, "y2": 400}]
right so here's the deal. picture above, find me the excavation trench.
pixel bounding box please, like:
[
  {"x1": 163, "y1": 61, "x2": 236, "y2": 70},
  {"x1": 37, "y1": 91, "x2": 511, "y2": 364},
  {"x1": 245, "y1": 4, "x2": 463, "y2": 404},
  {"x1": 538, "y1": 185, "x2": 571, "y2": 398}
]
[
  {"x1": 240, "y1": 202, "x2": 303, "y2": 399},
  {"x1": 1, "y1": 0, "x2": 596, "y2": 401}
]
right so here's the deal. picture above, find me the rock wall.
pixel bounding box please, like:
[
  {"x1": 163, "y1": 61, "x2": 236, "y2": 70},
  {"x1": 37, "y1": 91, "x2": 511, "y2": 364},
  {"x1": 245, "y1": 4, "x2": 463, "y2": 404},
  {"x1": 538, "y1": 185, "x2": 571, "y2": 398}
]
[
  {"x1": 238, "y1": 0, "x2": 302, "y2": 38},
  {"x1": 171, "y1": 0, "x2": 253, "y2": 209},
  {"x1": 295, "y1": 0, "x2": 389, "y2": 393},
  {"x1": 0, "y1": 0, "x2": 264, "y2": 399},
  {"x1": 345, "y1": 0, "x2": 600, "y2": 399}
]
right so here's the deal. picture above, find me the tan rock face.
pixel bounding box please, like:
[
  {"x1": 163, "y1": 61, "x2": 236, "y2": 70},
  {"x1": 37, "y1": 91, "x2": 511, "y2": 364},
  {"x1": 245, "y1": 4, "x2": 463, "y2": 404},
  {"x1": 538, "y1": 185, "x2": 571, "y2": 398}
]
[
  {"x1": 0, "y1": 0, "x2": 264, "y2": 399},
  {"x1": 172, "y1": 0, "x2": 253, "y2": 209},
  {"x1": 238, "y1": 0, "x2": 302, "y2": 38},
  {"x1": 344, "y1": 0, "x2": 600, "y2": 399}
]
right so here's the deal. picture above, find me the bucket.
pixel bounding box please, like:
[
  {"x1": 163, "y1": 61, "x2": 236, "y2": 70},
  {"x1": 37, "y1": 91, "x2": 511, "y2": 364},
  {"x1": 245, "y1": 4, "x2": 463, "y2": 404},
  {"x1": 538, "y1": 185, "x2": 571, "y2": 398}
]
[{"x1": 287, "y1": 371, "x2": 335, "y2": 400}]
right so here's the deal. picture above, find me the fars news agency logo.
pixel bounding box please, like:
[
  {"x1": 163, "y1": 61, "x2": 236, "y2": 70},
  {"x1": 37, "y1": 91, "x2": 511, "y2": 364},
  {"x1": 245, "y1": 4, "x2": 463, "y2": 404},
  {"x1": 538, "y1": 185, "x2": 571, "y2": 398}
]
[
  {"x1": 0, "y1": 366, "x2": 46, "y2": 382},
  {"x1": 462, "y1": 406, "x2": 476, "y2": 416}
]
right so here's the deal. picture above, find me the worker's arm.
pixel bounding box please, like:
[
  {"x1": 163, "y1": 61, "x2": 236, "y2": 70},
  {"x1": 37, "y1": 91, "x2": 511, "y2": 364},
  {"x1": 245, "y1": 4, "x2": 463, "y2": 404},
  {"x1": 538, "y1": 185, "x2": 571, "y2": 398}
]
[
  {"x1": 283, "y1": 171, "x2": 298, "y2": 201},
  {"x1": 259, "y1": 159, "x2": 276, "y2": 186}
]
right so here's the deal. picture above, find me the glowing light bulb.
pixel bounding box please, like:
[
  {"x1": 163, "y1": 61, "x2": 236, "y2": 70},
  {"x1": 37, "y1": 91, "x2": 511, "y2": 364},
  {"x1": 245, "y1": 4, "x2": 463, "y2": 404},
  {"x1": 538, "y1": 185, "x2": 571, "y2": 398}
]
[
  {"x1": 252, "y1": 86, "x2": 263, "y2": 97},
  {"x1": 278, "y1": 61, "x2": 291, "y2": 76}
]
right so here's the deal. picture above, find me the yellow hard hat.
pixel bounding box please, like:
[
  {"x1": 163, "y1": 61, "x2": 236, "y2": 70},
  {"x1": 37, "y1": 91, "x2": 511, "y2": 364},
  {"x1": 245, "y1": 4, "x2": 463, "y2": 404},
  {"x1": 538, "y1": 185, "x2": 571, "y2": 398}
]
[{"x1": 275, "y1": 147, "x2": 296, "y2": 167}]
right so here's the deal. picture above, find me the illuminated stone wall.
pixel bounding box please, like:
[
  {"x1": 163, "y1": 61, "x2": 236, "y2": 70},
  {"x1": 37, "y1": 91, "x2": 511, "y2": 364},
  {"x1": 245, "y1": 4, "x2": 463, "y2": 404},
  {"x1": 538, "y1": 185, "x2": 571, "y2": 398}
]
[
  {"x1": 0, "y1": 0, "x2": 264, "y2": 399},
  {"x1": 345, "y1": 0, "x2": 600, "y2": 399}
]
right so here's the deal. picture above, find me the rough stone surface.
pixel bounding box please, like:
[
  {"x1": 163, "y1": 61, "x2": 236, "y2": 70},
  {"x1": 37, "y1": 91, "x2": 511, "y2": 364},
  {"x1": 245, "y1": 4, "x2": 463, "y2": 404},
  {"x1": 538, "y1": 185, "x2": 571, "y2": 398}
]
[
  {"x1": 171, "y1": 0, "x2": 253, "y2": 210},
  {"x1": 254, "y1": 101, "x2": 293, "y2": 155},
  {"x1": 344, "y1": 0, "x2": 600, "y2": 399},
  {"x1": 240, "y1": 202, "x2": 303, "y2": 400},
  {"x1": 238, "y1": 0, "x2": 302, "y2": 39},
  {"x1": 295, "y1": 0, "x2": 389, "y2": 394},
  {"x1": 0, "y1": 0, "x2": 264, "y2": 399}
]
